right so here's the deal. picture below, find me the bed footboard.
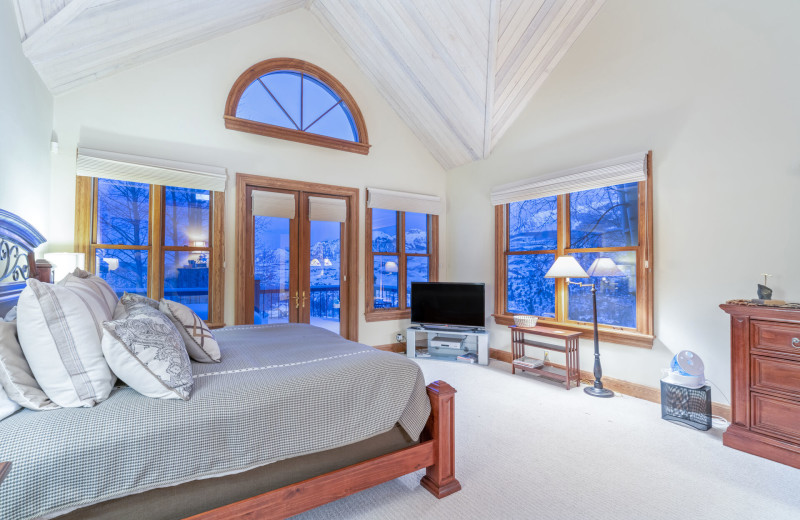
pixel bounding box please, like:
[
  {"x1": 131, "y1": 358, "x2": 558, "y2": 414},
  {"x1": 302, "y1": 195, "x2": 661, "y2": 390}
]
[
  {"x1": 420, "y1": 380, "x2": 462, "y2": 498},
  {"x1": 185, "y1": 380, "x2": 460, "y2": 520}
]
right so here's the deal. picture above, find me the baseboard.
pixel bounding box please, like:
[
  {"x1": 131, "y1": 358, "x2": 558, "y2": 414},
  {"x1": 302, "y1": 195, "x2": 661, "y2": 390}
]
[
  {"x1": 489, "y1": 348, "x2": 732, "y2": 421},
  {"x1": 373, "y1": 342, "x2": 405, "y2": 353}
]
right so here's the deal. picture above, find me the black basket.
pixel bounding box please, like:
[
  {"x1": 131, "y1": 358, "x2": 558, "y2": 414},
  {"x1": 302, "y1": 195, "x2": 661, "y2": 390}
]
[{"x1": 660, "y1": 381, "x2": 711, "y2": 431}]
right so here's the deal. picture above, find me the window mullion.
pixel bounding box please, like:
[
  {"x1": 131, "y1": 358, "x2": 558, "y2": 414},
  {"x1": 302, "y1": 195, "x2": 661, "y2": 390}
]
[
  {"x1": 555, "y1": 194, "x2": 568, "y2": 322},
  {"x1": 398, "y1": 211, "x2": 407, "y2": 310},
  {"x1": 149, "y1": 184, "x2": 164, "y2": 300}
]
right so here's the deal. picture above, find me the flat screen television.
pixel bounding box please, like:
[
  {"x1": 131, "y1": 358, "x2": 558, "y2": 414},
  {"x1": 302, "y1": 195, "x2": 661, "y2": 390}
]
[{"x1": 410, "y1": 282, "x2": 485, "y2": 329}]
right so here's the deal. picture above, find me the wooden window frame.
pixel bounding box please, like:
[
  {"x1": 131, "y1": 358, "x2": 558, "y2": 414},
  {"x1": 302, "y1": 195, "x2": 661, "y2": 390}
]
[
  {"x1": 365, "y1": 207, "x2": 439, "y2": 322},
  {"x1": 224, "y1": 58, "x2": 370, "y2": 155},
  {"x1": 74, "y1": 176, "x2": 225, "y2": 327},
  {"x1": 493, "y1": 152, "x2": 654, "y2": 348}
]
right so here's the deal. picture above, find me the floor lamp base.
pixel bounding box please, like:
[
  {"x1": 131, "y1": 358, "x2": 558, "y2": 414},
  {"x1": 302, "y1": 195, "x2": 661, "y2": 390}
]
[{"x1": 584, "y1": 386, "x2": 614, "y2": 398}]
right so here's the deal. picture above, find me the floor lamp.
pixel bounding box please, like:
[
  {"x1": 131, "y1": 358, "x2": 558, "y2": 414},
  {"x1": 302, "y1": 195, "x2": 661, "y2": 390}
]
[{"x1": 544, "y1": 256, "x2": 622, "y2": 398}]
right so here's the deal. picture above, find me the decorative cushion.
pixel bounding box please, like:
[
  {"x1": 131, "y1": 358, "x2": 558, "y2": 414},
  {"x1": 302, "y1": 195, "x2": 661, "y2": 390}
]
[
  {"x1": 58, "y1": 268, "x2": 118, "y2": 338},
  {"x1": 101, "y1": 305, "x2": 193, "y2": 400},
  {"x1": 159, "y1": 299, "x2": 221, "y2": 363},
  {"x1": 0, "y1": 383, "x2": 21, "y2": 422},
  {"x1": 0, "y1": 321, "x2": 59, "y2": 410},
  {"x1": 16, "y1": 279, "x2": 116, "y2": 408},
  {"x1": 120, "y1": 292, "x2": 159, "y2": 312},
  {"x1": 4, "y1": 307, "x2": 16, "y2": 322}
]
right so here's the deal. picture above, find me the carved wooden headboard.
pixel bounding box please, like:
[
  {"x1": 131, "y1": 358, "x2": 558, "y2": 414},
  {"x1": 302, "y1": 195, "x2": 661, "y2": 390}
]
[{"x1": 0, "y1": 209, "x2": 47, "y2": 316}]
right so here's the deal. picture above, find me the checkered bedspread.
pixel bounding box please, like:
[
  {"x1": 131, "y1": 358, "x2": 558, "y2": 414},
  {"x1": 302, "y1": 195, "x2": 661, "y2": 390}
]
[{"x1": 0, "y1": 324, "x2": 431, "y2": 520}]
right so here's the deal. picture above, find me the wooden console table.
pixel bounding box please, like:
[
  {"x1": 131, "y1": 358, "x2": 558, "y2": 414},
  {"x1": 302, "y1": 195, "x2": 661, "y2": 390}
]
[{"x1": 510, "y1": 325, "x2": 581, "y2": 390}]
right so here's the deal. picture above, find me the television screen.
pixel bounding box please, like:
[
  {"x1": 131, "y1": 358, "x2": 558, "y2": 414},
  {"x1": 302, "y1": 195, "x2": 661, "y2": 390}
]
[{"x1": 410, "y1": 282, "x2": 485, "y2": 328}]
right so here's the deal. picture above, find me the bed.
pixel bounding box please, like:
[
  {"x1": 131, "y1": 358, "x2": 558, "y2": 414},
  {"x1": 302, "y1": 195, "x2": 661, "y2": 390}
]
[{"x1": 0, "y1": 209, "x2": 460, "y2": 520}]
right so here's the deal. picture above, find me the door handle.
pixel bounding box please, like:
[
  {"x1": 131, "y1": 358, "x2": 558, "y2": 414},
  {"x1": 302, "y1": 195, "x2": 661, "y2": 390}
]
[
  {"x1": 293, "y1": 291, "x2": 300, "y2": 309},
  {"x1": 301, "y1": 290, "x2": 309, "y2": 308}
]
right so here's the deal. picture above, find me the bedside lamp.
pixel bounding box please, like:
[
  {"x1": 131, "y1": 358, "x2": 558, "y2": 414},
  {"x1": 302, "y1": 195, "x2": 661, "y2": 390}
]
[
  {"x1": 43, "y1": 252, "x2": 86, "y2": 283},
  {"x1": 545, "y1": 256, "x2": 622, "y2": 398}
]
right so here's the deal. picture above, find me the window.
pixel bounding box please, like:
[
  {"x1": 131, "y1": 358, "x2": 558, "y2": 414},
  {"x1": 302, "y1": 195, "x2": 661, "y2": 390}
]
[
  {"x1": 225, "y1": 58, "x2": 370, "y2": 155},
  {"x1": 494, "y1": 154, "x2": 653, "y2": 348},
  {"x1": 75, "y1": 173, "x2": 225, "y2": 327},
  {"x1": 365, "y1": 208, "x2": 439, "y2": 322}
]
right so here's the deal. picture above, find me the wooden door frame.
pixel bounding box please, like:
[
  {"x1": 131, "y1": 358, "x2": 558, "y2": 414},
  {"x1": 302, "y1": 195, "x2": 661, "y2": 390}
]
[{"x1": 235, "y1": 173, "x2": 359, "y2": 341}]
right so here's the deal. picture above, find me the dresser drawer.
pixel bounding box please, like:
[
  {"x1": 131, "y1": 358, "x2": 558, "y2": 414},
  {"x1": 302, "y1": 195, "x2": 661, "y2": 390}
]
[
  {"x1": 751, "y1": 392, "x2": 800, "y2": 443},
  {"x1": 751, "y1": 321, "x2": 800, "y2": 357},
  {"x1": 751, "y1": 355, "x2": 800, "y2": 397}
]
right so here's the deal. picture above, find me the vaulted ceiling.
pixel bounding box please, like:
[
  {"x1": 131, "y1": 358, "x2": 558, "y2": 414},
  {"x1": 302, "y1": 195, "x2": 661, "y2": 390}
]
[{"x1": 13, "y1": 0, "x2": 605, "y2": 169}]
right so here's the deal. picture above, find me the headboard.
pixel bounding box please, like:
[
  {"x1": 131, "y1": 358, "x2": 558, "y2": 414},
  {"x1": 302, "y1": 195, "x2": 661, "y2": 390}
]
[{"x1": 0, "y1": 209, "x2": 47, "y2": 317}]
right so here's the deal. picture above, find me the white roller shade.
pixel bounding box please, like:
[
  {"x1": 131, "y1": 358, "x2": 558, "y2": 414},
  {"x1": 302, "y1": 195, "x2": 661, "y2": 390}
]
[
  {"x1": 490, "y1": 152, "x2": 648, "y2": 206},
  {"x1": 252, "y1": 190, "x2": 295, "y2": 219},
  {"x1": 367, "y1": 188, "x2": 443, "y2": 215},
  {"x1": 308, "y1": 197, "x2": 346, "y2": 222},
  {"x1": 76, "y1": 148, "x2": 227, "y2": 192}
]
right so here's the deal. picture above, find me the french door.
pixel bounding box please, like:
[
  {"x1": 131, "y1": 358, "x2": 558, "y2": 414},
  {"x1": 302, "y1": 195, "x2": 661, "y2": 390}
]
[{"x1": 236, "y1": 175, "x2": 359, "y2": 340}]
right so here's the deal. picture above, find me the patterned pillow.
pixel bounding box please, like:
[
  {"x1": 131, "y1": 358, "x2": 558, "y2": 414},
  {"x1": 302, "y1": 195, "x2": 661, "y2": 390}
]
[
  {"x1": 101, "y1": 305, "x2": 193, "y2": 400},
  {"x1": 159, "y1": 299, "x2": 221, "y2": 363},
  {"x1": 16, "y1": 279, "x2": 116, "y2": 407},
  {"x1": 0, "y1": 321, "x2": 59, "y2": 411},
  {"x1": 120, "y1": 292, "x2": 159, "y2": 313}
]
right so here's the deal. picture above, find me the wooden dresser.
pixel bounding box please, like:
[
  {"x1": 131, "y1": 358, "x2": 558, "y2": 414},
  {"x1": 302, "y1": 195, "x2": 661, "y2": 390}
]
[{"x1": 720, "y1": 303, "x2": 800, "y2": 469}]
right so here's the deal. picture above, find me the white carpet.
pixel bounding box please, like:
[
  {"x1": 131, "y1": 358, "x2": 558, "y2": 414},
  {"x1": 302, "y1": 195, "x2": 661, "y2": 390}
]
[{"x1": 296, "y1": 358, "x2": 800, "y2": 519}]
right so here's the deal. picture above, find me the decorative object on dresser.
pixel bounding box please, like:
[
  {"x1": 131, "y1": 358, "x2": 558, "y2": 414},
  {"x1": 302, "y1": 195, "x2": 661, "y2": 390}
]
[
  {"x1": 756, "y1": 273, "x2": 773, "y2": 301},
  {"x1": 545, "y1": 255, "x2": 623, "y2": 397},
  {"x1": 720, "y1": 301, "x2": 800, "y2": 469},
  {"x1": 510, "y1": 325, "x2": 581, "y2": 389}
]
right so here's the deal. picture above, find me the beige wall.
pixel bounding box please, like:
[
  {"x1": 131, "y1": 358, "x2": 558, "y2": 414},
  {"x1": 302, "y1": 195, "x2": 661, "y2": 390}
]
[
  {"x1": 0, "y1": 0, "x2": 53, "y2": 234},
  {"x1": 48, "y1": 9, "x2": 447, "y2": 345},
  {"x1": 447, "y1": 0, "x2": 800, "y2": 398}
]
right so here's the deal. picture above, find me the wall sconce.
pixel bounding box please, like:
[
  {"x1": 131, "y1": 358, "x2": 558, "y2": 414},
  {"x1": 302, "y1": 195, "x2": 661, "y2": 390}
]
[{"x1": 50, "y1": 131, "x2": 59, "y2": 154}]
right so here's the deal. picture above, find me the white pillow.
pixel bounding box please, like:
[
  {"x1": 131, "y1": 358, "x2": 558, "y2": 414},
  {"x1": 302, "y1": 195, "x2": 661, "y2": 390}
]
[
  {"x1": 102, "y1": 305, "x2": 193, "y2": 400},
  {"x1": 159, "y1": 299, "x2": 221, "y2": 363},
  {"x1": 58, "y1": 268, "x2": 118, "y2": 334},
  {"x1": 0, "y1": 383, "x2": 21, "y2": 421},
  {"x1": 16, "y1": 279, "x2": 116, "y2": 407}
]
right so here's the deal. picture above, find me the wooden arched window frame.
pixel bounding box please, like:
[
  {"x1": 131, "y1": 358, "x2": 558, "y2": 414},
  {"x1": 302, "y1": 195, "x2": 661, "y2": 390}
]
[{"x1": 224, "y1": 58, "x2": 370, "y2": 155}]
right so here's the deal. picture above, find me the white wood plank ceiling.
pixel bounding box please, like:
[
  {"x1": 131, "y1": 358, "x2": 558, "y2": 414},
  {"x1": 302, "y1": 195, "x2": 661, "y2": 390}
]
[{"x1": 13, "y1": 0, "x2": 604, "y2": 169}]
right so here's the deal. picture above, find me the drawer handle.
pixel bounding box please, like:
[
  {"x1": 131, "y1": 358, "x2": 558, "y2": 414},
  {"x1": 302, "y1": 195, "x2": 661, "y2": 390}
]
[{"x1": 793, "y1": 338, "x2": 800, "y2": 348}]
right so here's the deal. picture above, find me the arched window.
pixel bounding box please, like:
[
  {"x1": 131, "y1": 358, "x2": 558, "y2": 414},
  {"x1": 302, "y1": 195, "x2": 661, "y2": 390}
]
[{"x1": 224, "y1": 58, "x2": 369, "y2": 155}]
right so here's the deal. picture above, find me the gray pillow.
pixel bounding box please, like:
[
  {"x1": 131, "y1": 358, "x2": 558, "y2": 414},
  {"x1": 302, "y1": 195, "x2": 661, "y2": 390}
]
[
  {"x1": 120, "y1": 292, "x2": 159, "y2": 312},
  {"x1": 3, "y1": 307, "x2": 16, "y2": 322},
  {"x1": 0, "y1": 321, "x2": 60, "y2": 410},
  {"x1": 101, "y1": 305, "x2": 193, "y2": 400}
]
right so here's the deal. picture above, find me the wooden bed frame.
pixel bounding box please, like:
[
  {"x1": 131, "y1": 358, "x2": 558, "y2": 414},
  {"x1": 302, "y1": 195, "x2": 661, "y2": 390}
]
[{"x1": 0, "y1": 209, "x2": 461, "y2": 519}]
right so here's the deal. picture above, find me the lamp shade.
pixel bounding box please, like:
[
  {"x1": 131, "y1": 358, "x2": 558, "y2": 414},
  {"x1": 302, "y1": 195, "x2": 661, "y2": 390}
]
[
  {"x1": 384, "y1": 261, "x2": 398, "y2": 273},
  {"x1": 43, "y1": 252, "x2": 86, "y2": 282},
  {"x1": 544, "y1": 256, "x2": 588, "y2": 278},
  {"x1": 586, "y1": 258, "x2": 623, "y2": 277}
]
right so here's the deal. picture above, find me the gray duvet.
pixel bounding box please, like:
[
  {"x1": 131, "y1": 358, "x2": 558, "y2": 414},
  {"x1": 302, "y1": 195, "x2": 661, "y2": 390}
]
[{"x1": 0, "y1": 324, "x2": 431, "y2": 520}]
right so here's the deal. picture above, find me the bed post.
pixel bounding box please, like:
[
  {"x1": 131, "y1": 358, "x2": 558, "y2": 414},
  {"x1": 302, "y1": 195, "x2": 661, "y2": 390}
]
[{"x1": 420, "y1": 380, "x2": 461, "y2": 498}]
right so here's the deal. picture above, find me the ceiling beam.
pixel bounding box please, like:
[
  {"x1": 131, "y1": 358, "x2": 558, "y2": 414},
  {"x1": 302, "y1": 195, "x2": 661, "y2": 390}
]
[
  {"x1": 483, "y1": 0, "x2": 499, "y2": 159},
  {"x1": 21, "y1": 0, "x2": 99, "y2": 58}
]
